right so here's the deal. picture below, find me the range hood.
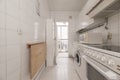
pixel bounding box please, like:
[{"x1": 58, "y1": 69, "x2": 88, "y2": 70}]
[
  {"x1": 77, "y1": 18, "x2": 105, "y2": 34},
  {"x1": 93, "y1": 0, "x2": 120, "y2": 18},
  {"x1": 77, "y1": 0, "x2": 120, "y2": 34}
]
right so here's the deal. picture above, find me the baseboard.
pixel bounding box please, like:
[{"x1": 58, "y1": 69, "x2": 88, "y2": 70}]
[{"x1": 32, "y1": 62, "x2": 46, "y2": 80}]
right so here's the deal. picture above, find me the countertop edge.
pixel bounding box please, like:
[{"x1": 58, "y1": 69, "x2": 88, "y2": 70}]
[
  {"x1": 27, "y1": 42, "x2": 46, "y2": 48},
  {"x1": 79, "y1": 43, "x2": 120, "y2": 58}
]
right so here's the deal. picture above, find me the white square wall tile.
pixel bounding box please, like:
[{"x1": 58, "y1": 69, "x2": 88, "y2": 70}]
[
  {"x1": 20, "y1": 0, "x2": 33, "y2": 10},
  {"x1": 6, "y1": 45, "x2": 21, "y2": 60},
  {"x1": 19, "y1": 0, "x2": 27, "y2": 9},
  {"x1": 6, "y1": 0, "x2": 20, "y2": 19},
  {"x1": 21, "y1": 44, "x2": 29, "y2": 55},
  {"x1": 21, "y1": 65, "x2": 29, "y2": 80},
  {"x1": 0, "y1": 47, "x2": 6, "y2": 63},
  {"x1": 0, "y1": 62, "x2": 1, "y2": 80},
  {"x1": 1, "y1": 63, "x2": 7, "y2": 80},
  {"x1": 21, "y1": 54, "x2": 29, "y2": 67},
  {"x1": 0, "y1": 29, "x2": 6, "y2": 46},
  {"x1": 7, "y1": 57, "x2": 21, "y2": 76},
  {"x1": 21, "y1": 76, "x2": 29, "y2": 80},
  {"x1": 6, "y1": 0, "x2": 19, "y2": 7},
  {"x1": 7, "y1": 69, "x2": 20, "y2": 80},
  {"x1": 108, "y1": 14, "x2": 119, "y2": 46},
  {"x1": 0, "y1": 13, "x2": 6, "y2": 29},
  {"x1": 0, "y1": 0, "x2": 6, "y2": 13},
  {"x1": 6, "y1": 15, "x2": 19, "y2": 30},
  {"x1": 6, "y1": 30, "x2": 20, "y2": 45},
  {"x1": 0, "y1": 47, "x2": 7, "y2": 80}
]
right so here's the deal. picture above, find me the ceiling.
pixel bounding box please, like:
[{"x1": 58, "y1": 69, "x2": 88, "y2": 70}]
[{"x1": 47, "y1": 0, "x2": 88, "y2": 11}]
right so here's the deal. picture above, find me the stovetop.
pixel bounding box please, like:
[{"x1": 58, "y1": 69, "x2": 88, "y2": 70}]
[{"x1": 83, "y1": 44, "x2": 120, "y2": 53}]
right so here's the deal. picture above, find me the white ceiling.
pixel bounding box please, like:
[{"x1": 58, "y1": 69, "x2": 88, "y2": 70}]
[{"x1": 47, "y1": 0, "x2": 88, "y2": 11}]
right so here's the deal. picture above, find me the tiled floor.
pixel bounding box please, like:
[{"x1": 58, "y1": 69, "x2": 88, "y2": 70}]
[
  {"x1": 40, "y1": 54, "x2": 80, "y2": 80},
  {"x1": 57, "y1": 53, "x2": 69, "y2": 58}
]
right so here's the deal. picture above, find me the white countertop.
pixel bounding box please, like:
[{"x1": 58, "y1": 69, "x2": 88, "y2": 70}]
[{"x1": 79, "y1": 44, "x2": 120, "y2": 58}]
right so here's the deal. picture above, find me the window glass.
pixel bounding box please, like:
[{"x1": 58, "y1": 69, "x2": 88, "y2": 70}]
[
  {"x1": 61, "y1": 27, "x2": 68, "y2": 39},
  {"x1": 57, "y1": 26, "x2": 61, "y2": 39}
]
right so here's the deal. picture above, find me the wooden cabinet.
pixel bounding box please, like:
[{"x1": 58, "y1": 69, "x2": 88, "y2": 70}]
[{"x1": 27, "y1": 42, "x2": 46, "y2": 79}]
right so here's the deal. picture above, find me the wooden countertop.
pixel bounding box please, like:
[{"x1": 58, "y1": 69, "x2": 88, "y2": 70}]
[{"x1": 27, "y1": 42, "x2": 45, "y2": 48}]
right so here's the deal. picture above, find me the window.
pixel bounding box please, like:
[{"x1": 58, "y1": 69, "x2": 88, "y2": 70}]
[{"x1": 56, "y1": 22, "x2": 68, "y2": 53}]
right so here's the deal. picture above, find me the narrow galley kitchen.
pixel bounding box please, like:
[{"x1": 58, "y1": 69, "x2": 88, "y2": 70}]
[
  {"x1": 1, "y1": 0, "x2": 120, "y2": 80},
  {"x1": 41, "y1": 21, "x2": 80, "y2": 80},
  {"x1": 0, "y1": 0, "x2": 86, "y2": 80}
]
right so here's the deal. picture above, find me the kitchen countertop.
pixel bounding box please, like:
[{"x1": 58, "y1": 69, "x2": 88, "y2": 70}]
[
  {"x1": 84, "y1": 44, "x2": 120, "y2": 53},
  {"x1": 27, "y1": 42, "x2": 46, "y2": 48},
  {"x1": 80, "y1": 43, "x2": 120, "y2": 58}
]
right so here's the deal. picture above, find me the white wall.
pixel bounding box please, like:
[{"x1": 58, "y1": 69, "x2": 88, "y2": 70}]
[
  {"x1": 50, "y1": 11, "x2": 79, "y2": 57},
  {"x1": 106, "y1": 13, "x2": 120, "y2": 46},
  {"x1": 0, "y1": 0, "x2": 49, "y2": 80},
  {"x1": 81, "y1": 12, "x2": 120, "y2": 46},
  {"x1": 98, "y1": 12, "x2": 120, "y2": 46},
  {"x1": 46, "y1": 19, "x2": 55, "y2": 66}
]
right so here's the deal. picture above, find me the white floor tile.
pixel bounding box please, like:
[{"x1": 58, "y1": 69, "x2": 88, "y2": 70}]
[
  {"x1": 57, "y1": 53, "x2": 69, "y2": 58},
  {"x1": 40, "y1": 55, "x2": 80, "y2": 80}
]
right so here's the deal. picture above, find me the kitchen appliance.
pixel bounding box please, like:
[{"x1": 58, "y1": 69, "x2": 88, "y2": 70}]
[
  {"x1": 74, "y1": 45, "x2": 88, "y2": 80},
  {"x1": 74, "y1": 50, "x2": 82, "y2": 79},
  {"x1": 88, "y1": 45, "x2": 120, "y2": 53},
  {"x1": 74, "y1": 50, "x2": 81, "y2": 66},
  {"x1": 82, "y1": 44, "x2": 120, "y2": 80}
]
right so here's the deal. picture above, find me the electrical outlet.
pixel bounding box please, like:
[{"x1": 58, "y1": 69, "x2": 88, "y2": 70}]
[
  {"x1": 107, "y1": 32, "x2": 112, "y2": 40},
  {"x1": 18, "y1": 29, "x2": 23, "y2": 35}
]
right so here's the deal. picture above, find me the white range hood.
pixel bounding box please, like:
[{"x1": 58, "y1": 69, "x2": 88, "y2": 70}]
[
  {"x1": 77, "y1": 18, "x2": 105, "y2": 34},
  {"x1": 94, "y1": 0, "x2": 120, "y2": 18}
]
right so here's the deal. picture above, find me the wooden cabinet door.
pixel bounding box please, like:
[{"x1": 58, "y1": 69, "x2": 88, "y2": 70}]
[{"x1": 30, "y1": 43, "x2": 46, "y2": 79}]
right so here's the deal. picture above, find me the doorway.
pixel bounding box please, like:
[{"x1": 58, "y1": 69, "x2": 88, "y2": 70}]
[{"x1": 56, "y1": 22, "x2": 69, "y2": 58}]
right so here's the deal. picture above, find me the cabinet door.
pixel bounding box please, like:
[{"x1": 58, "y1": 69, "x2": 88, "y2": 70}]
[
  {"x1": 77, "y1": 0, "x2": 97, "y2": 30},
  {"x1": 85, "y1": 0, "x2": 101, "y2": 15},
  {"x1": 86, "y1": 0, "x2": 103, "y2": 15},
  {"x1": 88, "y1": 0, "x2": 116, "y2": 18},
  {"x1": 30, "y1": 43, "x2": 46, "y2": 79}
]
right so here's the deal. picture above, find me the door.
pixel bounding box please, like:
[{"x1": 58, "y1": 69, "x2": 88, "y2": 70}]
[{"x1": 56, "y1": 22, "x2": 69, "y2": 56}]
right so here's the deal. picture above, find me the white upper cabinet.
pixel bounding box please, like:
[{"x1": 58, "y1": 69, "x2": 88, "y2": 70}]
[
  {"x1": 77, "y1": 0, "x2": 117, "y2": 31},
  {"x1": 87, "y1": 0, "x2": 116, "y2": 18},
  {"x1": 76, "y1": 0, "x2": 97, "y2": 31}
]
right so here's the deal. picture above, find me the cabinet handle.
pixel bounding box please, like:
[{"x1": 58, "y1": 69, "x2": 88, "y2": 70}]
[{"x1": 86, "y1": 0, "x2": 104, "y2": 15}]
